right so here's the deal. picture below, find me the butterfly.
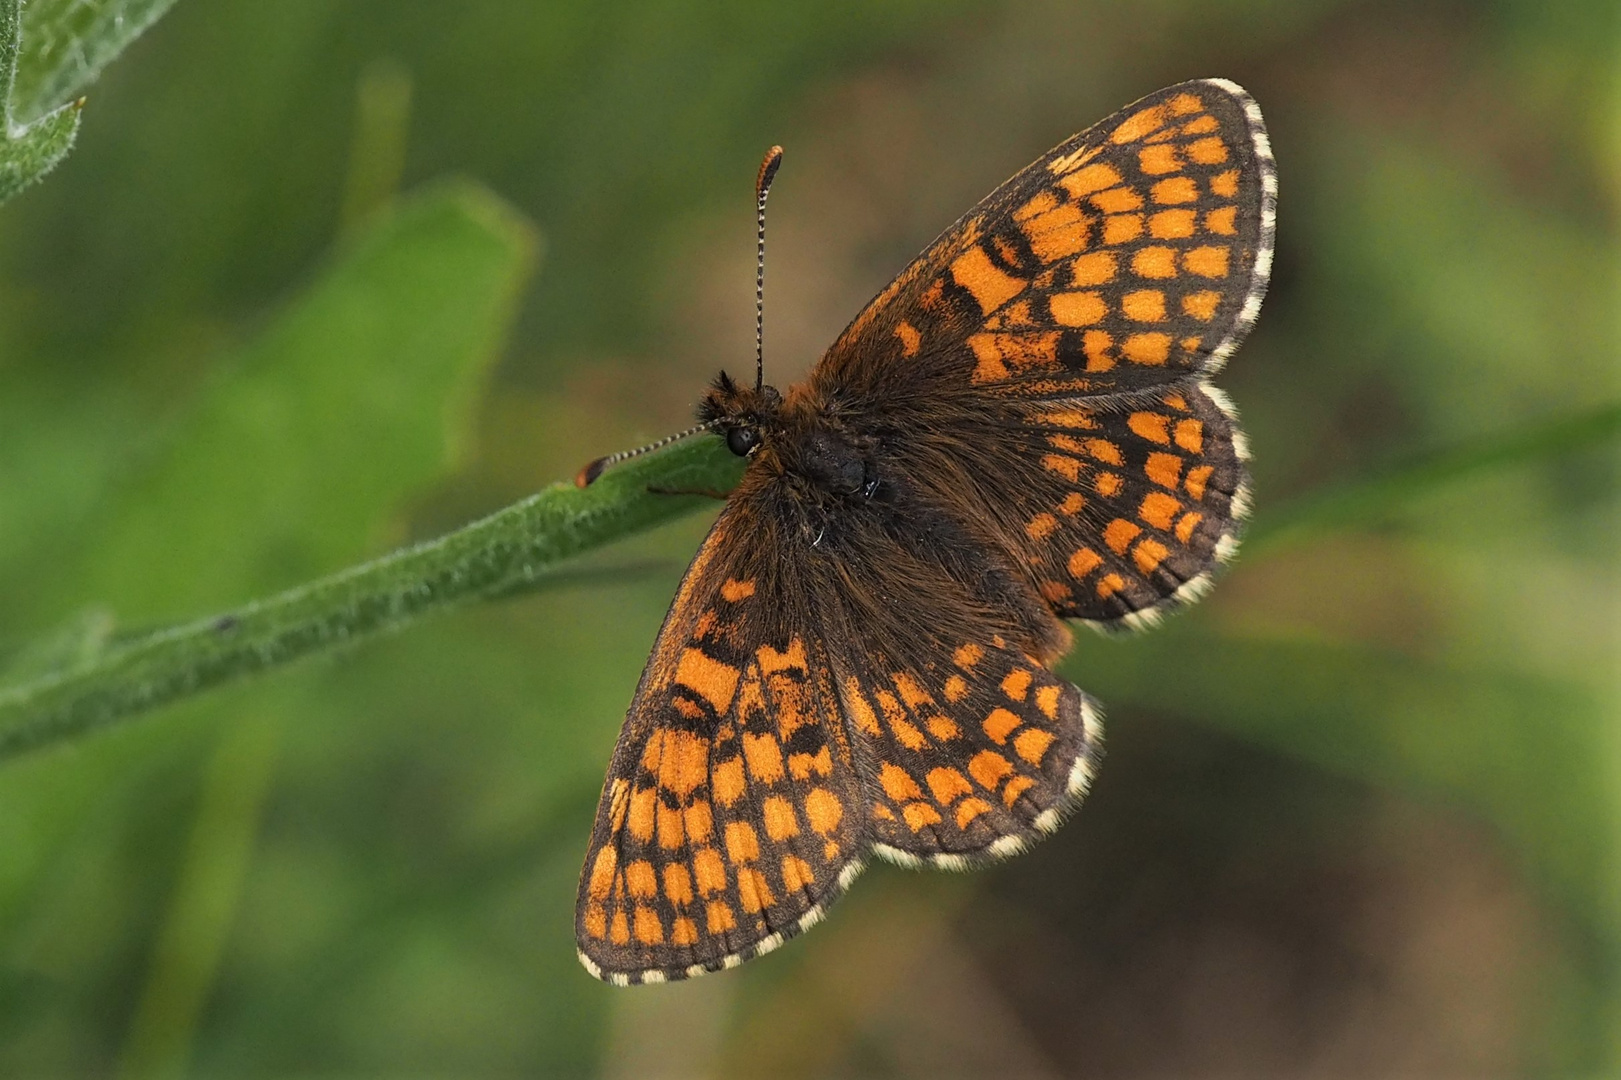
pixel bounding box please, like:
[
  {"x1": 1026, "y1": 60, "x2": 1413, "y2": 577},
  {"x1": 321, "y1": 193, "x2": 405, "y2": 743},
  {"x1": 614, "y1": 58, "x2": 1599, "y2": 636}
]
[{"x1": 575, "y1": 79, "x2": 1275, "y2": 984}]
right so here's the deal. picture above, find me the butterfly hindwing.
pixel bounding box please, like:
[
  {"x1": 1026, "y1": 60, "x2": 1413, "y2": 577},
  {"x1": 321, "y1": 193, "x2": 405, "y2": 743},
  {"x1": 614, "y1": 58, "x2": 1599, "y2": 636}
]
[
  {"x1": 813, "y1": 78, "x2": 1274, "y2": 398},
  {"x1": 834, "y1": 639, "x2": 1103, "y2": 867},
  {"x1": 1006, "y1": 380, "x2": 1251, "y2": 628}
]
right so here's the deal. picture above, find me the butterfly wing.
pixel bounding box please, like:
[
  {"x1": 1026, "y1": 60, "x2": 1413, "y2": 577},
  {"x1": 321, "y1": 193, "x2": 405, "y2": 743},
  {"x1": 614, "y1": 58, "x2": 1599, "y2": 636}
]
[
  {"x1": 810, "y1": 78, "x2": 1273, "y2": 629},
  {"x1": 576, "y1": 497, "x2": 870, "y2": 985}
]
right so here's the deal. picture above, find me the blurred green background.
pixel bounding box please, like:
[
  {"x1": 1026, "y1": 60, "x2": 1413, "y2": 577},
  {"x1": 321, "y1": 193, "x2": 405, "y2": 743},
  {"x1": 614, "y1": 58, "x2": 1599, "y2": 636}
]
[{"x1": 2, "y1": 0, "x2": 1617, "y2": 1075}]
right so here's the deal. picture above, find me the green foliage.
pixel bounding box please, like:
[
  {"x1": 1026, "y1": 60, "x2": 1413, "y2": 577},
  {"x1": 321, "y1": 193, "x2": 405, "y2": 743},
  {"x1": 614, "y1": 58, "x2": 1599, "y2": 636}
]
[{"x1": 0, "y1": 0, "x2": 175, "y2": 204}]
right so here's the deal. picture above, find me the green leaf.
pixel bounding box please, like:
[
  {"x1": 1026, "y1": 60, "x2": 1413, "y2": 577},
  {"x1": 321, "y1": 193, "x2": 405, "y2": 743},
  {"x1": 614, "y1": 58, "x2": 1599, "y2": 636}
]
[
  {"x1": 9, "y1": 0, "x2": 177, "y2": 125},
  {"x1": 0, "y1": 0, "x2": 78, "y2": 203},
  {"x1": 1, "y1": 0, "x2": 177, "y2": 204}
]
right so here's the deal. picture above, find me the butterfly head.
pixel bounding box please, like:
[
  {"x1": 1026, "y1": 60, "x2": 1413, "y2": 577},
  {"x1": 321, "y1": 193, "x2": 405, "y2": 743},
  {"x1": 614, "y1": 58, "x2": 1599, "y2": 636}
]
[{"x1": 698, "y1": 369, "x2": 782, "y2": 458}]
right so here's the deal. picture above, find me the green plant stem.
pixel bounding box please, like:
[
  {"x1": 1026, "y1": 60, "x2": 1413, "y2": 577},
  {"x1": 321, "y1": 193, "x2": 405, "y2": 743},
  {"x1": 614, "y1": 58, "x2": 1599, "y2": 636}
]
[
  {"x1": 2, "y1": 400, "x2": 1615, "y2": 766},
  {"x1": 0, "y1": 435, "x2": 743, "y2": 763}
]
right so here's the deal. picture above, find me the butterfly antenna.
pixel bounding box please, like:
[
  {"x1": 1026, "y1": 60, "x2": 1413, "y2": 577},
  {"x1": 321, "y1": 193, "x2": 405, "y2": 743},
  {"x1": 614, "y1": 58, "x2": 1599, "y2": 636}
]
[
  {"x1": 574, "y1": 423, "x2": 711, "y2": 488},
  {"x1": 754, "y1": 145, "x2": 783, "y2": 393}
]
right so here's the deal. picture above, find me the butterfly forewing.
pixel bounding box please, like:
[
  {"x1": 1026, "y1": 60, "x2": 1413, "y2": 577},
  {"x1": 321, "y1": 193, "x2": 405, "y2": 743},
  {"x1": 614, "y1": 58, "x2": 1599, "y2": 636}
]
[
  {"x1": 576, "y1": 509, "x2": 868, "y2": 984},
  {"x1": 814, "y1": 78, "x2": 1273, "y2": 396}
]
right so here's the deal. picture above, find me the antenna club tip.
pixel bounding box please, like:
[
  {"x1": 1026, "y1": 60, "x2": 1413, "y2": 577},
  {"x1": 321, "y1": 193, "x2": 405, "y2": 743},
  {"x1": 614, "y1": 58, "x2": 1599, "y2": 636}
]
[
  {"x1": 756, "y1": 146, "x2": 784, "y2": 200},
  {"x1": 575, "y1": 458, "x2": 608, "y2": 488}
]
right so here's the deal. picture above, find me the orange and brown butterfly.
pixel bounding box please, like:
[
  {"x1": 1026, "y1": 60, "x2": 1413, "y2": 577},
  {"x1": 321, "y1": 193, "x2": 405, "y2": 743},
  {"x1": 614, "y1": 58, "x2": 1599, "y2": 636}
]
[{"x1": 574, "y1": 79, "x2": 1275, "y2": 984}]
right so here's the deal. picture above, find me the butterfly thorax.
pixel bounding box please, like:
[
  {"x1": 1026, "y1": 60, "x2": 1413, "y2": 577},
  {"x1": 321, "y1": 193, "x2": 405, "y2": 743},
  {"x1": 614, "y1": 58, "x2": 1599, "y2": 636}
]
[{"x1": 699, "y1": 371, "x2": 875, "y2": 498}]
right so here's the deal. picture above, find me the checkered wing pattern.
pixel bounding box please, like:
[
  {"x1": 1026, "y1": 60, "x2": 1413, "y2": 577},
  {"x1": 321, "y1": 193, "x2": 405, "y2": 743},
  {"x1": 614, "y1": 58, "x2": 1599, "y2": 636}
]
[
  {"x1": 813, "y1": 78, "x2": 1275, "y2": 397},
  {"x1": 1004, "y1": 381, "x2": 1250, "y2": 628},
  {"x1": 834, "y1": 638, "x2": 1102, "y2": 867},
  {"x1": 576, "y1": 508, "x2": 868, "y2": 985}
]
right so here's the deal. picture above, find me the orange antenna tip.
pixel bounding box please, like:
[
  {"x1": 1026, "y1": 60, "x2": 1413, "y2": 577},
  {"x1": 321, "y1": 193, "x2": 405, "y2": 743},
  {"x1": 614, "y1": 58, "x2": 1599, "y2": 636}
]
[{"x1": 756, "y1": 145, "x2": 784, "y2": 201}]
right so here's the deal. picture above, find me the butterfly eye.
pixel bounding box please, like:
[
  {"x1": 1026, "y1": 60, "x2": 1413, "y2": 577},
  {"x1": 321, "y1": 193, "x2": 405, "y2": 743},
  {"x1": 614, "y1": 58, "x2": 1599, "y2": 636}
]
[{"x1": 726, "y1": 426, "x2": 761, "y2": 457}]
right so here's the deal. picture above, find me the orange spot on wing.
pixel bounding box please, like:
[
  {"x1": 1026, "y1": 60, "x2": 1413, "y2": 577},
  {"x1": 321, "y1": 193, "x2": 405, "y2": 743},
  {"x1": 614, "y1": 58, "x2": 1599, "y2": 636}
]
[
  {"x1": 943, "y1": 674, "x2": 969, "y2": 703},
  {"x1": 1069, "y1": 251, "x2": 1117, "y2": 286},
  {"x1": 1151, "y1": 177, "x2": 1198, "y2": 204},
  {"x1": 1123, "y1": 290, "x2": 1167, "y2": 322},
  {"x1": 757, "y1": 639, "x2": 807, "y2": 674},
  {"x1": 742, "y1": 732, "x2": 785, "y2": 784},
  {"x1": 1035, "y1": 684, "x2": 1061, "y2": 720},
  {"x1": 1185, "y1": 464, "x2": 1214, "y2": 500},
  {"x1": 1184, "y1": 246, "x2": 1230, "y2": 278},
  {"x1": 1001, "y1": 669, "x2": 1033, "y2": 701},
  {"x1": 1001, "y1": 775, "x2": 1036, "y2": 807},
  {"x1": 895, "y1": 320, "x2": 921, "y2": 357},
  {"x1": 1131, "y1": 246, "x2": 1178, "y2": 280},
  {"x1": 712, "y1": 757, "x2": 746, "y2": 807},
  {"x1": 1104, "y1": 518, "x2": 1142, "y2": 555},
  {"x1": 1042, "y1": 454, "x2": 1083, "y2": 482},
  {"x1": 952, "y1": 245, "x2": 1026, "y2": 313},
  {"x1": 706, "y1": 899, "x2": 736, "y2": 933},
  {"x1": 1134, "y1": 537, "x2": 1171, "y2": 574},
  {"x1": 1112, "y1": 104, "x2": 1168, "y2": 143},
  {"x1": 955, "y1": 797, "x2": 994, "y2": 828},
  {"x1": 1175, "y1": 511, "x2": 1203, "y2": 543},
  {"x1": 1122, "y1": 332, "x2": 1172, "y2": 365},
  {"x1": 611, "y1": 909, "x2": 630, "y2": 944},
  {"x1": 1095, "y1": 472, "x2": 1123, "y2": 497},
  {"x1": 587, "y1": 847, "x2": 617, "y2": 900},
  {"x1": 1026, "y1": 513, "x2": 1058, "y2": 540},
  {"x1": 1168, "y1": 92, "x2": 1203, "y2": 115},
  {"x1": 626, "y1": 859, "x2": 657, "y2": 899},
  {"x1": 1058, "y1": 162, "x2": 1123, "y2": 198},
  {"x1": 1140, "y1": 491, "x2": 1182, "y2": 530},
  {"x1": 694, "y1": 847, "x2": 727, "y2": 895},
  {"x1": 737, "y1": 867, "x2": 774, "y2": 913},
  {"x1": 1067, "y1": 548, "x2": 1103, "y2": 583},
  {"x1": 1182, "y1": 113, "x2": 1219, "y2": 133},
  {"x1": 1129, "y1": 412, "x2": 1173, "y2": 444},
  {"x1": 627, "y1": 787, "x2": 657, "y2": 841},
  {"x1": 1059, "y1": 492, "x2": 1088, "y2": 515},
  {"x1": 1149, "y1": 208, "x2": 1197, "y2": 239},
  {"x1": 1205, "y1": 206, "x2": 1237, "y2": 234},
  {"x1": 1096, "y1": 573, "x2": 1125, "y2": 599},
  {"x1": 782, "y1": 855, "x2": 815, "y2": 892},
  {"x1": 725, "y1": 821, "x2": 760, "y2": 863},
  {"x1": 983, "y1": 707, "x2": 1021, "y2": 743},
  {"x1": 1050, "y1": 291, "x2": 1107, "y2": 326},
  {"x1": 969, "y1": 749, "x2": 1015, "y2": 790},
  {"x1": 1040, "y1": 579, "x2": 1073, "y2": 604},
  {"x1": 1014, "y1": 190, "x2": 1060, "y2": 220},
  {"x1": 927, "y1": 715, "x2": 961, "y2": 740},
  {"x1": 880, "y1": 762, "x2": 924, "y2": 801},
  {"x1": 954, "y1": 643, "x2": 984, "y2": 669},
  {"x1": 1103, "y1": 213, "x2": 1143, "y2": 244},
  {"x1": 762, "y1": 795, "x2": 800, "y2": 840},
  {"x1": 1090, "y1": 186, "x2": 1143, "y2": 213},
  {"x1": 1182, "y1": 290, "x2": 1221, "y2": 320},
  {"x1": 583, "y1": 904, "x2": 607, "y2": 939},
  {"x1": 671, "y1": 917, "x2": 699, "y2": 945},
  {"x1": 657, "y1": 801, "x2": 684, "y2": 850},
  {"x1": 685, "y1": 800, "x2": 713, "y2": 842},
  {"x1": 1174, "y1": 418, "x2": 1205, "y2": 454},
  {"x1": 664, "y1": 863, "x2": 694, "y2": 907},
  {"x1": 1187, "y1": 136, "x2": 1229, "y2": 164},
  {"x1": 843, "y1": 678, "x2": 882, "y2": 736},
  {"x1": 1138, "y1": 143, "x2": 1183, "y2": 174},
  {"x1": 1023, "y1": 200, "x2": 1092, "y2": 262},
  {"x1": 720, "y1": 578, "x2": 755, "y2": 602},
  {"x1": 676, "y1": 648, "x2": 739, "y2": 714},
  {"x1": 1211, "y1": 170, "x2": 1239, "y2": 197},
  {"x1": 1083, "y1": 329, "x2": 1115, "y2": 372},
  {"x1": 804, "y1": 788, "x2": 844, "y2": 834},
  {"x1": 903, "y1": 802, "x2": 943, "y2": 831},
  {"x1": 1146, "y1": 451, "x2": 1182, "y2": 489},
  {"x1": 1014, "y1": 728, "x2": 1055, "y2": 766},
  {"x1": 634, "y1": 906, "x2": 664, "y2": 944}
]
